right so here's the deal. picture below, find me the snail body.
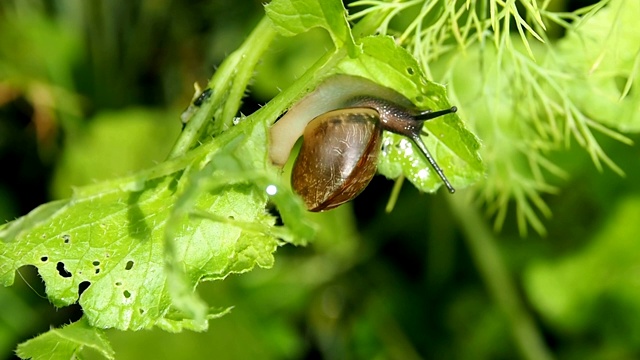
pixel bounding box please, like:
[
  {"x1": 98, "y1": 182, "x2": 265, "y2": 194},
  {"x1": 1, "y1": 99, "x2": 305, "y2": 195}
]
[{"x1": 270, "y1": 75, "x2": 457, "y2": 212}]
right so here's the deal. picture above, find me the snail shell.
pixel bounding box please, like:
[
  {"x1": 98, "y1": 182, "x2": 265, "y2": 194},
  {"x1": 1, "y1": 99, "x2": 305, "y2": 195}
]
[{"x1": 291, "y1": 108, "x2": 381, "y2": 211}]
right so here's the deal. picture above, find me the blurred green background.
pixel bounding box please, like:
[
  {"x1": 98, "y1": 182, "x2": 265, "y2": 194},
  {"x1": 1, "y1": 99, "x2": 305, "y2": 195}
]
[{"x1": 2, "y1": 0, "x2": 640, "y2": 359}]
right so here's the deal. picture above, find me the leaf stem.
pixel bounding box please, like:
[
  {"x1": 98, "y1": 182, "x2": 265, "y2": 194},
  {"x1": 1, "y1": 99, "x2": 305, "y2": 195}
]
[
  {"x1": 168, "y1": 16, "x2": 277, "y2": 158},
  {"x1": 447, "y1": 192, "x2": 553, "y2": 360}
]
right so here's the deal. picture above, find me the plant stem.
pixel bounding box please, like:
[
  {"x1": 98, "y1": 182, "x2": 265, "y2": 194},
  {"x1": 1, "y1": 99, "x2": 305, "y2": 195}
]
[
  {"x1": 168, "y1": 16, "x2": 277, "y2": 159},
  {"x1": 447, "y1": 192, "x2": 553, "y2": 360}
]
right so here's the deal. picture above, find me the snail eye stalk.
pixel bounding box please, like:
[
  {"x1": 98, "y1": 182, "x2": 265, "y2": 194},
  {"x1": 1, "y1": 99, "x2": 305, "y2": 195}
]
[{"x1": 415, "y1": 106, "x2": 457, "y2": 121}]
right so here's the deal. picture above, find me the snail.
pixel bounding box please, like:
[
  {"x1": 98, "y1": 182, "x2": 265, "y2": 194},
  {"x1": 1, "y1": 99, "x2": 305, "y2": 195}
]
[{"x1": 270, "y1": 75, "x2": 457, "y2": 212}]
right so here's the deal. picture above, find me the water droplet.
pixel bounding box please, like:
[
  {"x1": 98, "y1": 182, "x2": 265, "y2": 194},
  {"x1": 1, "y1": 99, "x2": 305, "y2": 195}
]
[{"x1": 266, "y1": 184, "x2": 277, "y2": 196}]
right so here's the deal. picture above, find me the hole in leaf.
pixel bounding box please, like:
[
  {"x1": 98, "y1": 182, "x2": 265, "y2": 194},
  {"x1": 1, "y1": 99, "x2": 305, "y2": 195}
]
[
  {"x1": 40, "y1": 256, "x2": 48, "y2": 262},
  {"x1": 95, "y1": 268, "x2": 100, "y2": 274},
  {"x1": 56, "y1": 262, "x2": 72, "y2": 278},
  {"x1": 78, "y1": 281, "x2": 91, "y2": 296},
  {"x1": 17, "y1": 265, "x2": 47, "y2": 298},
  {"x1": 125, "y1": 260, "x2": 134, "y2": 270},
  {"x1": 406, "y1": 67, "x2": 415, "y2": 75},
  {"x1": 415, "y1": 95, "x2": 424, "y2": 103},
  {"x1": 228, "y1": 215, "x2": 235, "y2": 220},
  {"x1": 115, "y1": 281, "x2": 122, "y2": 286},
  {"x1": 139, "y1": 308, "x2": 145, "y2": 314},
  {"x1": 92, "y1": 261, "x2": 100, "y2": 266},
  {"x1": 267, "y1": 205, "x2": 284, "y2": 227},
  {"x1": 123, "y1": 290, "x2": 131, "y2": 298},
  {"x1": 17, "y1": 265, "x2": 83, "y2": 325},
  {"x1": 62, "y1": 234, "x2": 71, "y2": 244}
]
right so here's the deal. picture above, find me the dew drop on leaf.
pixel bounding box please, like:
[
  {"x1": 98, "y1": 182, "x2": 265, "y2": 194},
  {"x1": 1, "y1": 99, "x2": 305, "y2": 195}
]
[{"x1": 266, "y1": 184, "x2": 277, "y2": 196}]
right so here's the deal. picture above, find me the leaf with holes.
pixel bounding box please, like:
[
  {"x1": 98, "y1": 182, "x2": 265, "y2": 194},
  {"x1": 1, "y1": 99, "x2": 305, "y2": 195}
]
[{"x1": 0, "y1": 116, "x2": 313, "y2": 332}]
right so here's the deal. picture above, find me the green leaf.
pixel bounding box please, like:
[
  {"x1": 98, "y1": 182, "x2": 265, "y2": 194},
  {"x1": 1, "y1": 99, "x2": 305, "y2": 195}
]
[
  {"x1": 524, "y1": 196, "x2": 640, "y2": 332},
  {"x1": 16, "y1": 317, "x2": 114, "y2": 360},
  {"x1": 336, "y1": 36, "x2": 484, "y2": 192},
  {"x1": 0, "y1": 200, "x2": 68, "y2": 241},
  {"x1": 1, "y1": 6, "x2": 318, "y2": 335},
  {"x1": 51, "y1": 108, "x2": 181, "y2": 198},
  {"x1": 265, "y1": 0, "x2": 356, "y2": 54},
  {"x1": 558, "y1": 0, "x2": 640, "y2": 132},
  {"x1": 0, "y1": 115, "x2": 313, "y2": 331}
]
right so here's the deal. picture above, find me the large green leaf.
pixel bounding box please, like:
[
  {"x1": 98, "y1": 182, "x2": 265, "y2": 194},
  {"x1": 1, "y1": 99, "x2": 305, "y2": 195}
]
[{"x1": 0, "y1": 127, "x2": 285, "y2": 331}]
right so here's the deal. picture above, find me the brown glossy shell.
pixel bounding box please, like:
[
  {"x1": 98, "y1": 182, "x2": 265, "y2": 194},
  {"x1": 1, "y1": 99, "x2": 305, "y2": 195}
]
[{"x1": 291, "y1": 108, "x2": 381, "y2": 212}]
